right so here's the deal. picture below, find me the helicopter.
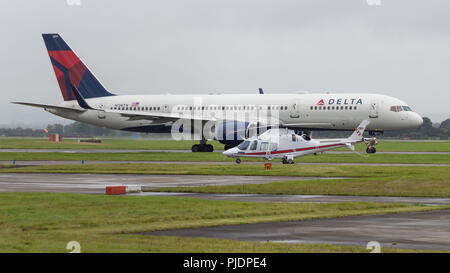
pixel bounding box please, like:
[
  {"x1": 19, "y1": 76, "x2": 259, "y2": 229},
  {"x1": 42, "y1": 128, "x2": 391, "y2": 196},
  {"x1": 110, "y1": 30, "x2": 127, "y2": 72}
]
[{"x1": 223, "y1": 120, "x2": 376, "y2": 164}]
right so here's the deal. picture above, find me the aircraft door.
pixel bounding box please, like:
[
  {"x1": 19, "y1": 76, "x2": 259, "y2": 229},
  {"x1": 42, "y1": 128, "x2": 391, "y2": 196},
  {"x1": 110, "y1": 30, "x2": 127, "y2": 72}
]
[
  {"x1": 97, "y1": 104, "x2": 106, "y2": 119},
  {"x1": 289, "y1": 100, "x2": 301, "y2": 118},
  {"x1": 369, "y1": 100, "x2": 378, "y2": 118},
  {"x1": 163, "y1": 104, "x2": 170, "y2": 113}
]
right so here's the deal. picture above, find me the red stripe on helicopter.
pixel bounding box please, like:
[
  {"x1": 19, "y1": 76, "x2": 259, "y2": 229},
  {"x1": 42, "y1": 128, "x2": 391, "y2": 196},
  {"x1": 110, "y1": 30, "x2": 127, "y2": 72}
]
[{"x1": 271, "y1": 149, "x2": 295, "y2": 154}]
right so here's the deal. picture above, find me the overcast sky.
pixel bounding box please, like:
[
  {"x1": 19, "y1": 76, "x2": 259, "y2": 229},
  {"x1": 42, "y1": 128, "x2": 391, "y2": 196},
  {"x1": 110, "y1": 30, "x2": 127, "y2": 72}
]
[{"x1": 1, "y1": 0, "x2": 449, "y2": 127}]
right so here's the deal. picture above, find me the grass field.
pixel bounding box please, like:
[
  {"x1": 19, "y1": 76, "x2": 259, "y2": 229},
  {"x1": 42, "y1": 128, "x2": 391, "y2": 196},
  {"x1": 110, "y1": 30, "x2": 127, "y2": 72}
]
[
  {"x1": 1, "y1": 151, "x2": 449, "y2": 164},
  {"x1": 1, "y1": 137, "x2": 449, "y2": 152},
  {"x1": 0, "y1": 192, "x2": 445, "y2": 253},
  {"x1": 1, "y1": 163, "x2": 449, "y2": 197},
  {"x1": 1, "y1": 138, "x2": 449, "y2": 253}
]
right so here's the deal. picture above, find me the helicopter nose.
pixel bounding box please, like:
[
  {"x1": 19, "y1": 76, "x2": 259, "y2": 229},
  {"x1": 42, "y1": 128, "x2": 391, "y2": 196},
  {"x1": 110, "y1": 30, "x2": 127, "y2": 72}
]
[{"x1": 223, "y1": 147, "x2": 237, "y2": 157}]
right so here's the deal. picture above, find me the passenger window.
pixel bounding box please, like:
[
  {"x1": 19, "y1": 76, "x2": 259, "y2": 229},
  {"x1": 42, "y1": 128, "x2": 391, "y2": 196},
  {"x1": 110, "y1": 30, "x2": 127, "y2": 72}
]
[
  {"x1": 260, "y1": 142, "x2": 269, "y2": 151},
  {"x1": 249, "y1": 141, "x2": 258, "y2": 150},
  {"x1": 269, "y1": 143, "x2": 277, "y2": 151},
  {"x1": 292, "y1": 134, "x2": 296, "y2": 141}
]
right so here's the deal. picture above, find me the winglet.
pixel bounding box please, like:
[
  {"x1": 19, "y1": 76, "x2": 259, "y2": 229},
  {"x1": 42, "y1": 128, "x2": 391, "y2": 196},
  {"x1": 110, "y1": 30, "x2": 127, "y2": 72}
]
[
  {"x1": 71, "y1": 84, "x2": 94, "y2": 110},
  {"x1": 259, "y1": 88, "x2": 264, "y2": 94}
]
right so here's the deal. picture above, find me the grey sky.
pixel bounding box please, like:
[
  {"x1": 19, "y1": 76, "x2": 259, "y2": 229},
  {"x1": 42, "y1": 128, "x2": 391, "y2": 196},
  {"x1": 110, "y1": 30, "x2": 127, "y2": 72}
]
[{"x1": 1, "y1": 0, "x2": 449, "y2": 127}]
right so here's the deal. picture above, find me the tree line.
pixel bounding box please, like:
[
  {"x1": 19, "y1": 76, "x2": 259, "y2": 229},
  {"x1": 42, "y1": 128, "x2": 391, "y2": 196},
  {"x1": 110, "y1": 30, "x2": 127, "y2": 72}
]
[{"x1": 0, "y1": 117, "x2": 449, "y2": 139}]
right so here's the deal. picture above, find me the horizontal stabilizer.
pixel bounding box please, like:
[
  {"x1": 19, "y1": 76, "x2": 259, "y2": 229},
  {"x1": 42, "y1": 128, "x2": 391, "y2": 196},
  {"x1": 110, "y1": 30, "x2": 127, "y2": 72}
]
[{"x1": 11, "y1": 102, "x2": 85, "y2": 112}]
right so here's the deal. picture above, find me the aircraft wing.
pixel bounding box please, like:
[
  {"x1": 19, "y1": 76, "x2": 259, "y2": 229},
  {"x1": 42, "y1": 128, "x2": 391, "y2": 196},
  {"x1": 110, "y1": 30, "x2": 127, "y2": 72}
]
[
  {"x1": 108, "y1": 109, "x2": 217, "y2": 122},
  {"x1": 281, "y1": 122, "x2": 332, "y2": 128},
  {"x1": 12, "y1": 102, "x2": 86, "y2": 113}
]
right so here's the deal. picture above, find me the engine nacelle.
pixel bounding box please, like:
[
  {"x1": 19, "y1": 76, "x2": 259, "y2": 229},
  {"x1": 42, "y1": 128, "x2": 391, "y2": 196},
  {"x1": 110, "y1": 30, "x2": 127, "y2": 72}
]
[{"x1": 215, "y1": 121, "x2": 250, "y2": 146}]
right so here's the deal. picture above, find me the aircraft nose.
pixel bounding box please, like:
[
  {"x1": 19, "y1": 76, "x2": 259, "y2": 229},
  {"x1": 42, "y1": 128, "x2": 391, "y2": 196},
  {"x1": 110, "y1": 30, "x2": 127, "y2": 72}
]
[{"x1": 411, "y1": 113, "x2": 423, "y2": 128}]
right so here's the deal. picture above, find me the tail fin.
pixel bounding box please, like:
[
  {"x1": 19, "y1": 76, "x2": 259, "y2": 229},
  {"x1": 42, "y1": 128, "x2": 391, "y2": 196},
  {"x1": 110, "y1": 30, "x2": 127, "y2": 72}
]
[
  {"x1": 42, "y1": 33, "x2": 115, "y2": 101},
  {"x1": 348, "y1": 120, "x2": 370, "y2": 141}
]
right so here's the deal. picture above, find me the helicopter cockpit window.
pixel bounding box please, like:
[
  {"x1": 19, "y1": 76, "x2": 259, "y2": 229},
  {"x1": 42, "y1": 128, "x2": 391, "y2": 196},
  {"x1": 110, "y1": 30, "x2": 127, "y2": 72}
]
[
  {"x1": 249, "y1": 141, "x2": 258, "y2": 150},
  {"x1": 237, "y1": 140, "x2": 250, "y2": 150},
  {"x1": 260, "y1": 142, "x2": 269, "y2": 151}
]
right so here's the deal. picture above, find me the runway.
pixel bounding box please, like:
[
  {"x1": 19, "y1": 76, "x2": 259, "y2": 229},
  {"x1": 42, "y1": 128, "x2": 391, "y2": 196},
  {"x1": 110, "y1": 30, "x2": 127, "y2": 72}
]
[
  {"x1": 1, "y1": 148, "x2": 449, "y2": 155},
  {"x1": 146, "y1": 210, "x2": 450, "y2": 251},
  {"x1": 2, "y1": 160, "x2": 449, "y2": 167},
  {"x1": 1, "y1": 172, "x2": 449, "y2": 206},
  {"x1": 132, "y1": 192, "x2": 450, "y2": 206},
  {"x1": 0, "y1": 173, "x2": 331, "y2": 194}
]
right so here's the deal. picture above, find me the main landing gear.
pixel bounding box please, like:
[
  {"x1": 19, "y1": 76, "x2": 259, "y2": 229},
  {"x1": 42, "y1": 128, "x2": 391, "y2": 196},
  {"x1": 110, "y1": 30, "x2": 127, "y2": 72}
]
[
  {"x1": 282, "y1": 156, "x2": 295, "y2": 164},
  {"x1": 191, "y1": 139, "x2": 214, "y2": 152},
  {"x1": 235, "y1": 158, "x2": 241, "y2": 164}
]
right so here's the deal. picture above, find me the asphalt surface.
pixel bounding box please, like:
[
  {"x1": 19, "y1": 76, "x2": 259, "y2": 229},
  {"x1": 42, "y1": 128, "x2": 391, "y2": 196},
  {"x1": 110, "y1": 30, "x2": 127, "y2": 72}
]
[
  {"x1": 1, "y1": 148, "x2": 449, "y2": 154},
  {"x1": 146, "y1": 210, "x2": 450, "y2": 251},
  {"x1": 131, "y1": 192, "x2": 450, "y2": 206},
  {"x1": 0, "y1": 173, "x2": 328, "y2": 194},
  {"x1": 2, "y1": 160, "x2": 449, "y2": 167}
]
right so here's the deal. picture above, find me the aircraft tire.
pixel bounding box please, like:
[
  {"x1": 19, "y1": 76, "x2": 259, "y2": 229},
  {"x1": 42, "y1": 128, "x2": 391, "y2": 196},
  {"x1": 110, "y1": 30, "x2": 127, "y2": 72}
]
[
  {"x1": 192, "y1": 144, "x2": 200, "y2": 152},
  {"x1": 207, "y1": 144, "x2": 214, "y2": 152},
  {"x1": 288, "y1": 159, "x2": 294, "y2": 164},
  {"x1": 236, "y1": 158, "x2": 241, "y2": 164}
]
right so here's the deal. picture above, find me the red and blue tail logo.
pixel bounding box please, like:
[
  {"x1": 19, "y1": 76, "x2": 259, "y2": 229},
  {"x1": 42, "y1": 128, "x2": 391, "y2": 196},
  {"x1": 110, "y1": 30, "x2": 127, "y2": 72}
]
[{"x1": 42, "y1": 33, "x2": 114, "y2": 101}]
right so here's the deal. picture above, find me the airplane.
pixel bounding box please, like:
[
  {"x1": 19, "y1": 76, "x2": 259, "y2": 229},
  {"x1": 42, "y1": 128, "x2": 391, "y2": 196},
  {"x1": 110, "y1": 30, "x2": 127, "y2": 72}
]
[
  {"x1": 223, "y1": 120, "x2": 374, "y2": 164},
  {"x1": 13, "y1": 34, "x2": 423, "y2": 152}
]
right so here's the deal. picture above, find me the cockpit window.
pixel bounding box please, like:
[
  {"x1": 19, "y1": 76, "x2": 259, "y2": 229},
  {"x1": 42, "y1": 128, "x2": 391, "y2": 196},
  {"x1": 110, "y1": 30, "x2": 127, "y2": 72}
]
[
  {"x1": 402, "y1": 106, "x2": 412, "y2": 111},
  {"x1": 249, "y1": 141, "x2": 258, "y2": 150},
  {"x1": 237, "y1": 141, "x2": 250, "y2": 150},
  {"x1": 390, "y1": 105, "x2": 413, "y2": 112}
]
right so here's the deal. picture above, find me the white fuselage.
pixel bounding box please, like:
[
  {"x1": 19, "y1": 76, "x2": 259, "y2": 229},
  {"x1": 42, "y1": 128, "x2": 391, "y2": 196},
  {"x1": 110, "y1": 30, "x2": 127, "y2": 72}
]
[{"x1": 46, "y1": 93, "x2": 423, "y2": 135}]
